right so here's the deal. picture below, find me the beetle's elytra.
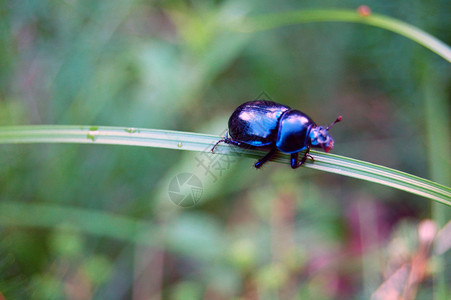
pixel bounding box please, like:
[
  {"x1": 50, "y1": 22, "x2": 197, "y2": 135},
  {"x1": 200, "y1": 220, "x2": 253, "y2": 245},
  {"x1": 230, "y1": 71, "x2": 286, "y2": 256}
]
[{"x1": 211, "y1": 100, "x2": 342, "y2": 169}]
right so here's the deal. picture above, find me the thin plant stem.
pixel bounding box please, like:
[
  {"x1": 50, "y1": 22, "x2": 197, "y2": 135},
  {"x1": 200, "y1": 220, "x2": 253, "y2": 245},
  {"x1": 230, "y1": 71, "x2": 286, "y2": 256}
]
[
  {"x1": 233, "y1": 9, "x2": 451, "y2": 62},
  {"x1": 0, "y1": 125, "x2": 450, "y2": 206}
]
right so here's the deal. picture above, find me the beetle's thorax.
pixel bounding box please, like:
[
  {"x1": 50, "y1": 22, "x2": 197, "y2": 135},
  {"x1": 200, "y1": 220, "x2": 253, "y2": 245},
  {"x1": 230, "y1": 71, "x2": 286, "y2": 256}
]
[{"x1": 275, "y1": 109, "x2": 315, "y2": 153}]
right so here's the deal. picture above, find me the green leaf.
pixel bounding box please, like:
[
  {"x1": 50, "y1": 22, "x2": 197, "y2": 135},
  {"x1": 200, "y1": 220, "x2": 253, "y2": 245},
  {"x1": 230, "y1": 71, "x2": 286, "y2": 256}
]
[{"x1": 0, "y1": 125, "x2": 449, "y2": 206}]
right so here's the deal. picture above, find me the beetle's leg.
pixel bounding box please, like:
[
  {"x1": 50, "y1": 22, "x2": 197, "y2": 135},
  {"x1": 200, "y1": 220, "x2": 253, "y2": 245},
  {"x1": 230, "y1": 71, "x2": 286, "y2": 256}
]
[
  {"x1": 291, "y1": 146, "x2": 313, "y2": 169},
  {"x1": 212, "y1": 131, "x2": 230, "y2": 153},
  {"x1": 255, "y1": 148, "x2": 277, "y2": 169},
  {"x1": 211, "y1": 139, "x2": 246, "y2": 153},
  {"x1": 291, "y1": 152, "x2": 300, "y2": 169},
  {"x1": 211, "y1": 131, "x2": 244, "y2": 153},
  {"x1": 211, "y1": 139, "x2": 225, "y2": 153},
  {"x1": 305, "y1": 145, "x2": 314, "y2": 162},
  {"x1": 291, "y1": 153, "x2": 308, "y2": 169}
]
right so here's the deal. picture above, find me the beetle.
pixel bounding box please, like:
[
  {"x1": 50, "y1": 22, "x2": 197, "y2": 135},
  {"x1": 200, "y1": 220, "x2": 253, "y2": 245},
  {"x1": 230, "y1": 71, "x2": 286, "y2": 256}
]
[{"x1": 211, "y1": 100, "x2": 342, "y2": 169}]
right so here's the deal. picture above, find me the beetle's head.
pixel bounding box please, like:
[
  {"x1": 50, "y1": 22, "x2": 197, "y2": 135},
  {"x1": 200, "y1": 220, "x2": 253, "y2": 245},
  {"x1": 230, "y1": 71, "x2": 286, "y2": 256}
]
[{"x1": 309, "y1": 116, "x2": 342, "y2": 152}]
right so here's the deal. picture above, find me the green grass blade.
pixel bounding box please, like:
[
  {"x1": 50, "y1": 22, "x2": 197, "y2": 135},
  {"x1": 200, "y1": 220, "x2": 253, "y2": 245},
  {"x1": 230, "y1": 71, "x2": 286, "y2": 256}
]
[
  {"x1": 236, "y1": 9, "x2": 451, "y2": 63},
  {"x1": 0, "y1": 201, "x2": 156, "y2": 245},
  {"x1": 0, "y1": 125, "x2": 450, "y2": 206}
]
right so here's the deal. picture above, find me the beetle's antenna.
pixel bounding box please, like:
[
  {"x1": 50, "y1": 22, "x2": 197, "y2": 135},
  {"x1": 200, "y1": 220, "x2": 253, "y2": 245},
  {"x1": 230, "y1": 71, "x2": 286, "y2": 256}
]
[{"x1": 326, "y1": 116, "x2": 342, "y2": 130}]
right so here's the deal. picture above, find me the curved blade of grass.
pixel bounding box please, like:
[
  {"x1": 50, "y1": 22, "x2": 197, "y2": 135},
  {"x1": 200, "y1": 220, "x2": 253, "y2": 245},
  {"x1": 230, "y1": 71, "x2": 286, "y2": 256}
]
[
  {"x1": 0, "y1": 125, "x2": 450, "y2": 206},
  {"x1": 0, "y1": 201, "x2": 157, "y2": 245},
  {"x1": 234, "y1": 9, "x2": 451, "y2": 63}
]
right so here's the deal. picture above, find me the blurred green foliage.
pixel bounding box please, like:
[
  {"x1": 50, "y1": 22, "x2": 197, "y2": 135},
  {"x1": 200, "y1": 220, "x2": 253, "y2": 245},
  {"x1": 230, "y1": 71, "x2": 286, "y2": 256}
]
[{"x1": 0, "y1": 0, "x2": 449, "y2": 299}]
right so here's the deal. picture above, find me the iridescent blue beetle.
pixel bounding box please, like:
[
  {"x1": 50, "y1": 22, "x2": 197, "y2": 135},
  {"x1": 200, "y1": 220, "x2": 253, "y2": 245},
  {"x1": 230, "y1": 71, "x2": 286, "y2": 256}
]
[{"x1": 211, "y1": 100, "x2": 342, "y2": 169}]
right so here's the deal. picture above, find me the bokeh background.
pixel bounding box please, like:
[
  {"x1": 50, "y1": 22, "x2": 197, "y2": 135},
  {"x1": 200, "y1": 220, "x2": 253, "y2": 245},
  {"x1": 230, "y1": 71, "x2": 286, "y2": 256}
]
[{"x1": 0, "y1": 0, "x2": 450, "y2": 299}]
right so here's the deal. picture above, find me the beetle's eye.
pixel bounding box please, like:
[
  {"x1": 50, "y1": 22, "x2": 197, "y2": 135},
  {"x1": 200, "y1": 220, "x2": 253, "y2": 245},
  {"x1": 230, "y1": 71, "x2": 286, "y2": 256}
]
[
  {"x1": 318, "y1": 134, "x2": 327, "y2": 143},
  {"x1": 317, "y1": 127, "x2": 330, "y2": 143}
]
